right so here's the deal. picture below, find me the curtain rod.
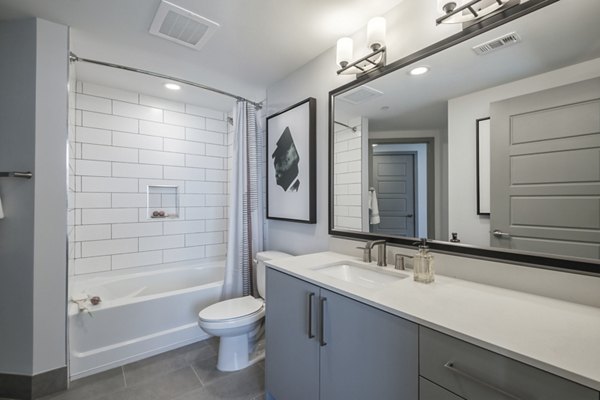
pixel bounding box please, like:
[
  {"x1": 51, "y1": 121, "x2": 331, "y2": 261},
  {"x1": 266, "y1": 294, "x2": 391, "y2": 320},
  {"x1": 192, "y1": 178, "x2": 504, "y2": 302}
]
[
  {"x1": 334, "y1": 121, "x2": 357, "y2": 132},
  {"x1": 69, "y1": 52, "x2": 262, "y2": 110}
]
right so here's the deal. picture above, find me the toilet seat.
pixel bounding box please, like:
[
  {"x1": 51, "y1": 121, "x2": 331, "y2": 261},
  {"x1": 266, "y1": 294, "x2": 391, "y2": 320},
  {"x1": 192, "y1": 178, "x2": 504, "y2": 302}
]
[{"x1": 198, "y1": 296, "x2": 264, "y2": 329}]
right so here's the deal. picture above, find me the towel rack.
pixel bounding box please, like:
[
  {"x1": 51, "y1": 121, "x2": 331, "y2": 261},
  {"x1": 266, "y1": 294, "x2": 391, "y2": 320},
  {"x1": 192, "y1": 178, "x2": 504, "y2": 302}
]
[{"x1": 0, "y1": 171, "x2": 33, "y2": 179}]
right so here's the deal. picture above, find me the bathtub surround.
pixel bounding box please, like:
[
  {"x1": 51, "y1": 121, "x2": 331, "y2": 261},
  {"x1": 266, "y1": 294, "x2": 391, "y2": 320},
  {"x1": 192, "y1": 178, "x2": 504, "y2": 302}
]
[
  {"x1": 0, "y1": 18, "x2": 68, "y2": 399},
  {"x1": 223, "y1": 101, "x2": 264, "y2": 299},
  {"x1": 70, "y1": 81, "x2": 231, "y2": 276}
]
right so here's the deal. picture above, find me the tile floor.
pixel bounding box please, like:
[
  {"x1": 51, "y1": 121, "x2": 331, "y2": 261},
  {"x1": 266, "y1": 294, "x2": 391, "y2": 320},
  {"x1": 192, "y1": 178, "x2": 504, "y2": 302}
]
[{"x1": 3, "y1": 338, "x2": 265, "y2": 400}]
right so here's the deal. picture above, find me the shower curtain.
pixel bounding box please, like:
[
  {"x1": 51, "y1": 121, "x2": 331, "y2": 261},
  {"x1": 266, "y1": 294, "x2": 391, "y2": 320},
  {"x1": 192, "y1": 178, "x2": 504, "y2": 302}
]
[{"x1": 222, "y1": 101, "x2": 265, "y2": 299}]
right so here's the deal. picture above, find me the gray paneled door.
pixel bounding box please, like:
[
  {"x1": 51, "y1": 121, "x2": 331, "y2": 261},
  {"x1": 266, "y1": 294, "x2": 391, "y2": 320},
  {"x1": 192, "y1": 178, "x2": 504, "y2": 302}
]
[
  {"x1": 370, "y1": 153, "x2": 416, "y2": 237},
  {"x1": 490, "y1": 77, "x2": 600, "y2": 258}
]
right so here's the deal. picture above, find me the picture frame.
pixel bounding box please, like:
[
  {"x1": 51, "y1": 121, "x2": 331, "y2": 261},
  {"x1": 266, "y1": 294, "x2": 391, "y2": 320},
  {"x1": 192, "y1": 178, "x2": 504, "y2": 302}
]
[
  {"x1": 266, "y1": 97, "x2": 316, "y2": 223},
  {"x1": 476, "y1": 117, "x2": 491, "y2": 215}
]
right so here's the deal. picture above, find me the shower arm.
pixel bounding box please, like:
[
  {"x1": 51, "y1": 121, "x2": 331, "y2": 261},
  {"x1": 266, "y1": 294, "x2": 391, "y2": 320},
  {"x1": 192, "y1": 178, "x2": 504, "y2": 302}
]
[{"x1": 69, "y1": 52, "x2": 263, "y2": 110}]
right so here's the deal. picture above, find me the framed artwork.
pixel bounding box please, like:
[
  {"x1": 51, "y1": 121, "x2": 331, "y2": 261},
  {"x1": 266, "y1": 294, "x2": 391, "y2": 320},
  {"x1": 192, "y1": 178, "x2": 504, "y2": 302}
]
[
  {"x1": 476, "y1": 117, "x2": 491, "y2": 215},
  {"x1": 266, "y1": 97, "x2": 316, "y2": 223}
]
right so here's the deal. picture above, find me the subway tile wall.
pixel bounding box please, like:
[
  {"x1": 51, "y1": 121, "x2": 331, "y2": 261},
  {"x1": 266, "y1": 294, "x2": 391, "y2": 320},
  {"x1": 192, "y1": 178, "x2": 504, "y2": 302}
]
[
  {"x1": 69, "y1": 81, "x2": 231, "y2": 275},
  {"x1": 333, "y1": 119, "x2": 363, "y2": 231},
  {"x1": 67, "y1": 65, "x2": 77, "y2": 275}
]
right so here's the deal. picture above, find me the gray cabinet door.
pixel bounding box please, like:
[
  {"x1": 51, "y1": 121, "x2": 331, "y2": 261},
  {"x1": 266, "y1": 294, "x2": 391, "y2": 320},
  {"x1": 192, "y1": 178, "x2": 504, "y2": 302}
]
[
  {"x1": 319, "y1": 289, "x2": 419, "y2": 400},
  {"x1": 490, "y1": 77, "x2": 600, "y2": 258},
  {"x1": 265, "y1": 269, "x2": 320, "y2": 400}
]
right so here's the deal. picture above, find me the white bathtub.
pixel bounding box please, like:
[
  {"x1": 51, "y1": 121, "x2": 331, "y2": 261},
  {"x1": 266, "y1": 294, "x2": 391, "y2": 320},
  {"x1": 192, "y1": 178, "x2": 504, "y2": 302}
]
[{"x1": 68, "y1": 259, "x2": 224, "y2": 379}]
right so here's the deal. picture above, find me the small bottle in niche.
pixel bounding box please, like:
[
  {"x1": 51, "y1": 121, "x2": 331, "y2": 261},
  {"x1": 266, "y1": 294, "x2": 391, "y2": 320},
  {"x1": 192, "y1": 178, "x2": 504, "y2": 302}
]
[{"x1": 413, "y1": 238, "x2": 434, "y2": 283}]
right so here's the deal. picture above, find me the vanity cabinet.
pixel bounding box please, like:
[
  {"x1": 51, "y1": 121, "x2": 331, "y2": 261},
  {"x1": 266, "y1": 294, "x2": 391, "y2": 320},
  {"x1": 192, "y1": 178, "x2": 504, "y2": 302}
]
[
  {"x1": 265, "y1": 268, "x2": 419, "y2": 400},
  {"x1": 419, "y1": 327, "x2": 598, "y2": 400},
  {"x1": 419, "y1": 378, "x2": 463, "y2": 400}
]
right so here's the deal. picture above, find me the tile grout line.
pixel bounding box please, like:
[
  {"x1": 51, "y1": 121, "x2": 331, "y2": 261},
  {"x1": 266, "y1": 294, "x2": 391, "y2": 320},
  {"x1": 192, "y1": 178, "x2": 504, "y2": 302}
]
[
  {"x1": 190, "y1": 364, "x2": 204, "y2": 387},
  {"x1": 121, "y1": 366, "x2": 128, "y2": 388}
]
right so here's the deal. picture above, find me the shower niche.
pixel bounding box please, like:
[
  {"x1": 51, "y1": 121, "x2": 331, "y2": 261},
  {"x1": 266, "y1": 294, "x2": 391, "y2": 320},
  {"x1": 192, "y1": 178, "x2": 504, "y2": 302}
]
[{"x1": 147, "y1": 185, "x2": 180, "y2": 219}]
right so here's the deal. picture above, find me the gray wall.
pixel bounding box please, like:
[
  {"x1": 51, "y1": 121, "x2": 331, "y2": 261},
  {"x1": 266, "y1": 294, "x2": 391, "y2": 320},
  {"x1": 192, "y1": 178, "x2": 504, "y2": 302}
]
[
  {"x1": 0, "y1": 18, "x2": 68, "y2": 376},
  {"x1": 265, "y1": 1, "x2": 458, "y2": 254}
]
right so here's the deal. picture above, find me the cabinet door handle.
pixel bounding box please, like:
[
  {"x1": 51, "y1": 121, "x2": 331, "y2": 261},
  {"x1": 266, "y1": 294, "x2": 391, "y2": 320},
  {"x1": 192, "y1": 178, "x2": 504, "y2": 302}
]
[
  {"x1": 307, "y1": 292, "x2": 315, "y2": 339},
  {"x1": 319, "y1": 297, "x2": 327, "y2": 346},
  {"x1": 444, "y1": 362, "x2": 523, "y2": 400}
]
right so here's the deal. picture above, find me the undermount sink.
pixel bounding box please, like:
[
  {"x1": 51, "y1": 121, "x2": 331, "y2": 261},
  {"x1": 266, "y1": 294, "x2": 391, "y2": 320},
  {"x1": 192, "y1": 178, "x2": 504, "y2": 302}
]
[{"x1": 313, "y1": 261, "x2": 408, "y2": 289}]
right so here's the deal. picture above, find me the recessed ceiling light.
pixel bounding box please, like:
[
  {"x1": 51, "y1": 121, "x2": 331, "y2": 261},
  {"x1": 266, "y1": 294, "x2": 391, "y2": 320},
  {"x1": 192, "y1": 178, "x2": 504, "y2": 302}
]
[
  {"x1": 409, "y1": 66, "x2": 430, "y2": 76},
  {"x1": 164, "y1": 83, "x2": 181, "y2": 90}
]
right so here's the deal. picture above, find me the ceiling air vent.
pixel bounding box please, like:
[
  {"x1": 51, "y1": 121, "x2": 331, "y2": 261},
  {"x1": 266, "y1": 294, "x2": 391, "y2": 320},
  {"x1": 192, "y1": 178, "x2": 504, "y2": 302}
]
[
  {"x1": 149, "y1": 1, "x2": 219, "y2": 50},
  {"x1": 338, "y1": 85, "x2": 383, "y2": 105},
  {"x1": 472, "y1": 32, "x2": 522, "y2": 55}
]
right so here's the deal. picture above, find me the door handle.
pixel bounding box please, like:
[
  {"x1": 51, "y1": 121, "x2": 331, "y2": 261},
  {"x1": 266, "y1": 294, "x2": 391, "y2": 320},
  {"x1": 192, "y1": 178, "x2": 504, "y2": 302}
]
[
  {"x1": 492, "y1": 229, "x2": 511, "y2": 238},
  {"x1": 307, "y1": 292, "x2": 315, "y2": 339},
  {"x1": 319, "y1": 297, "x2": 327, "y2": 346}
]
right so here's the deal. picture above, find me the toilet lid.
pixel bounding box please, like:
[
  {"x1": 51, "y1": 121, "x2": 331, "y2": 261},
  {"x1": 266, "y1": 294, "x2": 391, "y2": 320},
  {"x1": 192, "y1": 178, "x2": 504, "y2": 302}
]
[{"x1": 198, "y1": 295, "x2": 264, "y2": 322}]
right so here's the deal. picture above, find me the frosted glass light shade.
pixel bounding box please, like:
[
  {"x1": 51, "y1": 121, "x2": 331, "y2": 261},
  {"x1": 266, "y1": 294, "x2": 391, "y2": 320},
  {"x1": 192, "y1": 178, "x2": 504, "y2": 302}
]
[
  {"x1": 336, "y1": 37, "x2": 353, "y2": 68},
  {"x1": 367, "y1": 17, "x2": 386, "y2": 50}
]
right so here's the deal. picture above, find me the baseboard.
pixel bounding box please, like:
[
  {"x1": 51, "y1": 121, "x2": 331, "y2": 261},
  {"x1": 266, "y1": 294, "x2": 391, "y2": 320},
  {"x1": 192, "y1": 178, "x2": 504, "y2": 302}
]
[{"x1": 0, "y1": 367, "x2": 67, "y2": 400}]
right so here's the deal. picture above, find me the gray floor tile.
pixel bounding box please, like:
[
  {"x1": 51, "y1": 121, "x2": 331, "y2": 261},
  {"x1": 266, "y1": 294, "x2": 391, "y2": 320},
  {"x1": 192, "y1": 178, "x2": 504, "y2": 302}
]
[
  {"x1": 29, "y1": 338, "x2": 264, "y2": 400},
  {"x1": 39, "y1": 367, "x2": 125, "y2": 400},
  {"x1": 171, "y1": 386, "x2": 246, "y2": 400},
  {"x1": 207, "y1": 338, "x2": 219, "y2": 353},
  {"x1": 97, "y1": 367, "x2": 201, "y2": 400},
  {"x1": 123, "y1": 341, "x2": 215, "y2": 386},
  {"x1": 192, "y1": 356, "x2": 233, "y2": 386},
  {"x1": 199, "y1": 363, "x2": 264, "y2": 400}
]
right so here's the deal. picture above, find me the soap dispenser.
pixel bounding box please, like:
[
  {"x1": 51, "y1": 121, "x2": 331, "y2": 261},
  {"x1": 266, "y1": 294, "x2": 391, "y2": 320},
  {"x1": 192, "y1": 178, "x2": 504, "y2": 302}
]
[{"x1": 413, "y1": 238, "x2": 434, "y2": 283}]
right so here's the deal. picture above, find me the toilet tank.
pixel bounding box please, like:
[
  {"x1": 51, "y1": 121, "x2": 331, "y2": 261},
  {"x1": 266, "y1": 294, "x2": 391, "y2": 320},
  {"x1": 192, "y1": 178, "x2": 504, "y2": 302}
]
[{"x1": 256, "y1": 251, "x2": 291, "y2": 298}]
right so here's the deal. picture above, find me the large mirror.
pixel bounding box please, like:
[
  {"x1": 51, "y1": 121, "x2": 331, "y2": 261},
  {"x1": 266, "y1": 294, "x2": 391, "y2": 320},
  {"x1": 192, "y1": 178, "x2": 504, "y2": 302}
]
[{"x1": 330, "y1": 0, "x2": 600, "y2": 273}]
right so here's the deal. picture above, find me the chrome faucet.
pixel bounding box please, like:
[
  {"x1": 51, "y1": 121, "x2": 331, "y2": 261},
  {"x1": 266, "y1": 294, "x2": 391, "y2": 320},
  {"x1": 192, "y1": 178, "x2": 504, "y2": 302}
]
[{"x1": 357, "y1": 240, "x2": 387, "y2": 266}]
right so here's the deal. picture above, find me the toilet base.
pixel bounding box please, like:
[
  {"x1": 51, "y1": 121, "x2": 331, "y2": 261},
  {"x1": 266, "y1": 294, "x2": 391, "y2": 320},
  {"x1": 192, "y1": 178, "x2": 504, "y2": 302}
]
[{"x1": 216, "y1": 335, "x2": 265, "y2": 372}]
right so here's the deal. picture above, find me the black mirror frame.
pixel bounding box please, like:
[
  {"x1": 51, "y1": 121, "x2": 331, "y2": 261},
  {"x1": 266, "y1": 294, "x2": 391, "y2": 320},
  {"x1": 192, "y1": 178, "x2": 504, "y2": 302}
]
[{"x1": 328, "y1": 0, "x2": 600, "y2": 276}]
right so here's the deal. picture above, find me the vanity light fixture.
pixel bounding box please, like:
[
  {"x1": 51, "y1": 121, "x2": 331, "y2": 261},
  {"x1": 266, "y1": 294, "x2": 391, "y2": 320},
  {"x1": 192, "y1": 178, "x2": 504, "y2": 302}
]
[
  {"x1": 409, "y1": 66, "x2": 430, "y2": 76},
  {"x1": 436, "y1": 0, "x2": 516, "y2": 25},
  {"x1": 164, "y1": 82, "x2": 181, "y2": 90},
  {"x1": 336, "y1": 17, "x2": 387, "y2": 76}
]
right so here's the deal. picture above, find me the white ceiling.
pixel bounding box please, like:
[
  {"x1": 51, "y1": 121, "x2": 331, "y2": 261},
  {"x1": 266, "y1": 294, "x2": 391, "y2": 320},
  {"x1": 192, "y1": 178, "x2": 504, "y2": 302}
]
[{"x1": 0, "y1": 0, "x2": 405, "y2": 110}]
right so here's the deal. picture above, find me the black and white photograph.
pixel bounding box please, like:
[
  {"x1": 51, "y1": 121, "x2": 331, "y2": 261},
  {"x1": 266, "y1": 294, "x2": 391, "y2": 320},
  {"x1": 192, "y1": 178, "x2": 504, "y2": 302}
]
[{"x1": 266, "y1": 98, "x2": 316, "y2": 223}]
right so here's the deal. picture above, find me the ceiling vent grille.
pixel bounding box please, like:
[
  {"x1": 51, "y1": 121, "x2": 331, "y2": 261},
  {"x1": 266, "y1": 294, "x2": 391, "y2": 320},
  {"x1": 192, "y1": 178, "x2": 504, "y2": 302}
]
[
  {"x1": 338, "y1": 85, "x2": 383, "y2": 105},
  {"x1": 149, "y1": 1, "x2": 219, "y2": 51},
  {"x1": 472, "y1": 32, "x2": 522, "y2": 55}
]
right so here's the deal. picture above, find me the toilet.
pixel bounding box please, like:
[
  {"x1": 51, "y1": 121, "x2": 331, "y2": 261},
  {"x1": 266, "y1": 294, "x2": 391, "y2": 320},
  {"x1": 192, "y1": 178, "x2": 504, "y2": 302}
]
[{"x1": 198, "y1": 251, "x2": 291, "y2": 372}]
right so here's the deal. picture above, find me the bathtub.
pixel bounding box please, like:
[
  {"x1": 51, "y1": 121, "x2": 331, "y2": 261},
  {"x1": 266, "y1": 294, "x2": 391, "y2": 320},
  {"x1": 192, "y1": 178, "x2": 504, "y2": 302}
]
[{"x1": 68, "y1": 258, "x2": 224, "y2": 379}]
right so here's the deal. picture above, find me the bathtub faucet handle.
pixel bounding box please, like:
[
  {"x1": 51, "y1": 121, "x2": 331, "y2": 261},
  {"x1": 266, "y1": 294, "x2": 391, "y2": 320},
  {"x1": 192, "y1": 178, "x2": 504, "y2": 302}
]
[{"x1": 90, "y1": 296, "x2": 101, "y2": 305}]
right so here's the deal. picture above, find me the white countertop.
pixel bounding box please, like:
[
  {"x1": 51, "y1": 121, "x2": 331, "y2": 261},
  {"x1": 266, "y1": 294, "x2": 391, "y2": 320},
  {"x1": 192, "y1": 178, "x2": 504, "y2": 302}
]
[{"x1": 266, "y1": 251, "x2": 600, "y2": 391}]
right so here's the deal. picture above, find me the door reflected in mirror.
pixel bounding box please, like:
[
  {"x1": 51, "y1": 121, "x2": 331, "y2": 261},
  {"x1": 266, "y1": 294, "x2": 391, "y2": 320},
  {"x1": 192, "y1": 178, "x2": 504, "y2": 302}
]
[{"x1": 330, "y1": 0, "x2": 600, "y2": 263}]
